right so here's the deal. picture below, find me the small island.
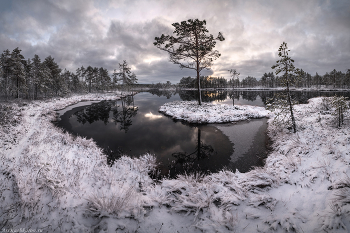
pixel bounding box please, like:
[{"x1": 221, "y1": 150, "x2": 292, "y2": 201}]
[{"x1": 159, "y1": 101, "x2": 270, "y2": 123}]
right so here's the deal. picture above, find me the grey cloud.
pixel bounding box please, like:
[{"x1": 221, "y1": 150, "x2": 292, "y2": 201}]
[
  {"x1": 0, "y1": 0, "x2": 349, "y2": 83},
  {"x1": 105, "y1": 19, "x2": 171, "y2": 63},
  {"x1": 136, "y1": 59, "x2": 214, "y2": 83}
]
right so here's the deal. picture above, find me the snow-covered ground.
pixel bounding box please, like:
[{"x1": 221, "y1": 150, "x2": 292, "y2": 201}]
[
  {"x1": 1, "y1": 94, "x2": 350, "y2": 232},
  {"x1": 159, "y1": 101, "x2": 270, "y2": 123}
]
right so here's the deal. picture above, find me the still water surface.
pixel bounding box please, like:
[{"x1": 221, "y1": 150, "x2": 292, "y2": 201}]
[{"x1": 56, "y1": 90, "x2": 350, "y2": 177}]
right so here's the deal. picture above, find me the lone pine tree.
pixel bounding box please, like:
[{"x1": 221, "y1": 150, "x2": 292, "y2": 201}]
[
  {"x1": 114, "y1": 60, "x2": 137, "y2": 91},
  {"x1": 269, "y1": 42, "x2": 302, "y2": 133},
  {"x1": 154, "y1": 19, "x2": 225, "y2": 105},
  {"x1": 228, "y1": 69, "x2": 240, "y2": 106}
]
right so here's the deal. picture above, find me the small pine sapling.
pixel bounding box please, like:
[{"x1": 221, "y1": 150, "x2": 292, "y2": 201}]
[
  {"x1": 330, "y1": 95, "x2": 349, "y2": 127},
  {"x1": 228, "y1": 69, "x2": 240, "y2": 106},
  {"x1": 268, "y1": 42, "x2": 302, "y2": 133}
]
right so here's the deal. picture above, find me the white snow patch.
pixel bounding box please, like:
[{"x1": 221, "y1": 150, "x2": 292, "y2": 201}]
[{"x1": 159, "y1": 101, "x2": 271, "y2": 123}]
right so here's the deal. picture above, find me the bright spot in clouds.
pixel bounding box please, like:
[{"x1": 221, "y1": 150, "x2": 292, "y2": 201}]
[
  {"x1": 145, "y1": 112, "x2": 163, "y2": 120},
  {"x1": 143, "y1": 57, "x2": 162, "y2": 64}
]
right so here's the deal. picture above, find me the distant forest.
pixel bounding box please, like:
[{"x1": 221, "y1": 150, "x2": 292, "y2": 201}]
[
  {"x1": 1, "y1": 47, "x2": 350, "y2": 100},
  {"x1": 0, "y1": 48, "x2": 136, "y2": 100},
  {"x1": 178, "y1": 70, "x2": 350, "y2": 89}
]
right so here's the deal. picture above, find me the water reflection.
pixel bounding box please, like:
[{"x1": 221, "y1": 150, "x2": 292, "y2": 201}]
[
  {"x1": 73, "y1": 96, "x2": 139, "y2": 133},
  {"x1": 148, "y1": 89, "x2": 176, "y2": 99},
  {"x1": 215, "y1": 119, "x2": 268, "y2": 173},
  {"x1": 144, "y1": 112, "x2": 163, "y2": 119},
  {"x1": 56, "y1": 90, "x2": 350, "y2": 178},
  {"x1": 178, "y1": 90, "x2": 228, "y2": 102},
  {"x1": 172, "y1": 129, "x2": 214, "y2": 162},
  {"x1": 170, "y1": 128, "x2": 218, "y2": 175},
  {"x1": 112, "y1": 96, "x2": 138, "y2": 133},
  {"x1": 74, "y1": 101, "x2": 112, "y2": 125},
  {"x1": 151, "y1": 89, "x2": 350, "y2": 106}
]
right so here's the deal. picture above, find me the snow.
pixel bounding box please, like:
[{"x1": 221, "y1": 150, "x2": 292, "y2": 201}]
[
  {"x1": 159, "y1": 101, "x2": 271, "y2": 123},
  {"x1": 1, "y1": 94, "x2": 350, "y2": 232}
]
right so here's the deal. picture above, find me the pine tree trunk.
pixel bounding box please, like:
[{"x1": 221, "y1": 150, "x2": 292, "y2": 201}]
[
  {"x1": 195, "y1": 27, "x2": 202, "y2": 106},
  {"x1": 5, "y1": 70, "x2": 9, "y2": 101},
  {"x1": 232, "y1": 84, "x2": 235, "y2": 106},
  {"x1": 17, "y1": 77, "x2": 19, "y2": 99},
  {"x1": 197, "y1": 68, "x2": 202, "y2": 105},
  {"x1": 34, "y1": 84, "x2": 37, "y2": 99},
  {"x1": 286, "y1": 80, "x2": 296, "y2": 133},
  {"x1": 341, "y1": 105, "x2": 344, "y2": 125}
]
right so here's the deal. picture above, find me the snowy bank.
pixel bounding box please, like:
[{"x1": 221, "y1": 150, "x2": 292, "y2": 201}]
[
  {"x1": 1, "y1": 95, "x2": 350, "y2": 232},
  {"x1": 0, "y1": 92, "x2": 157, "y2": 231},
  {"x1": 159, "y1": 101, "x2": 271, "y2": 123}
]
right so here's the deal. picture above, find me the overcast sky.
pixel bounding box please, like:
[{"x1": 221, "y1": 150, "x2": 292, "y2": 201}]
[{"x1": 0, "y1": 0, "x2": 349, "y2": 83}]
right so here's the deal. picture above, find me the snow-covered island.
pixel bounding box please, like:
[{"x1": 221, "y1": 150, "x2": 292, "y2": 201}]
[
  {"x1": 1, "y1": 93, "x2": 350, "y2": 232},
  {"x1": 159, "y1": 101, "x2": 270, "y2": 123}
]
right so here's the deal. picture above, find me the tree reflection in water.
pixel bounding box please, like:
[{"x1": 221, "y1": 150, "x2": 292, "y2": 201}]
[
  {"x1": 73, "y1": 96, "x2": 138, "y2": 133},
  {"x1": 169, "y1": 128, "x2": 220, "y2": 176},
  {"x1": 228, "y1": 91, "x2": 240, "y2": 106},
  {"x1": 148, "y1": 89, "x2": 176, "y2": 99},
  {"x1": 74, "y1": 100, "x2": 112, "y2": 125},
  {"x1": 112, "y1": 96, "x2": 138, "y2": 133}
]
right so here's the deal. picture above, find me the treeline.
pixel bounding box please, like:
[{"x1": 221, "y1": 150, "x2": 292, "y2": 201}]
[
  {"x1": 0, "y1": 48, "x2": 137, "y2": 100},
  {"x1": 147, "y1": 89, "x2": 350, "y2": 106},
  {"x1": 179, "y1": 69, "x2": 350, "y2": 89}
]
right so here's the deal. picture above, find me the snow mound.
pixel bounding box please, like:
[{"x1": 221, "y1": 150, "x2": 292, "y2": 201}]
[{"x1": 159, "y1": 101, "x2": 270, "y2": 123}]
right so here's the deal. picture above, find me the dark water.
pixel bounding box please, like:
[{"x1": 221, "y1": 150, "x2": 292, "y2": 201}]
[{"x1": 56, "y1": 90, "x2": 350, "y2": 178}]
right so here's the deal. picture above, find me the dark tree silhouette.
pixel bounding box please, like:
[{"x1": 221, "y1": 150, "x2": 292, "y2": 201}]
[
  {"x1": 112, "y1": 96, "x2": 138, "y2": 133},
  {"x1": 171, "y1": 128, "x2": 215, "y2": 171},
  {"x1": 154, "y1": 19, "x2": 225, "y2": 105},
  {"x1": 74, "y1": 101, "x2": 112, "y2": 125},
  {"x1": 269, "y1": 42, "x2": 301, "y2": 133},
  {"x1": 228, "y1": 69, "x2": 240, "y2": 105}
]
